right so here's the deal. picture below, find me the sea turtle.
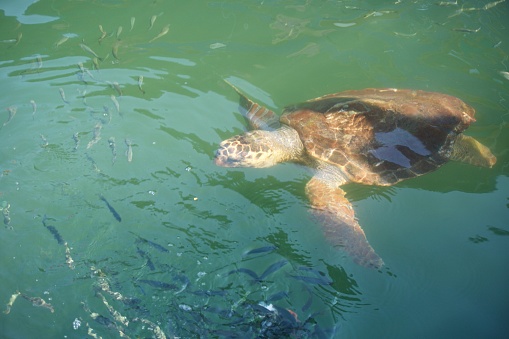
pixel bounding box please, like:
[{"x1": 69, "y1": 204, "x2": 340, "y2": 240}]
[{"x1": 215, "y1": 83, "x2": 496, "y2": 268}]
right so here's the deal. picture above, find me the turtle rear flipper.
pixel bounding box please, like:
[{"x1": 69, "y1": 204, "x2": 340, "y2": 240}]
[
  {"x1": 306, "y1": 176, "x2": 383, "y2": 269},
  {"x1": 451, "y1": 134, "x2": 497, "y2": 168}
]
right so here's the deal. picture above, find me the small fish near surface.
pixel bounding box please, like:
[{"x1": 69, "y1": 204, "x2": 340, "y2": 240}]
[
  {"x1": 130, "y1": 231, "x2": 169, "y2": 252},
  {"x1": 138, "y1": 274, "x2": 189, "y2": 294},
  {"x1": 149, "y1": 24, "x2": 170, "y2": 43},
  {"x1": 116, "y1": 26, "x2": 123, "y2": 40},
  {"x1": 80, "y1": 43, "x2": 102, "y2": 61},
  {"x1": 55, "y1": 35, "x2": 69, "y2": 47},
  {"x1": 99, "y1": 195, "x2": 121, "y2": 222},
  {"x1": 86, "y1": 123, "x2": 102, "y2": 149},
  {"x1": 243, "y1": 245, "x2": 277, "y2": 257},
  {"x1": 138, "y1": 75, "x2": 145, "y2": 94},
  {"x1": 137, "y1": 279, "x2": 178, "y2": 290},
  {"x1": 452, "y1": 27, "x2": 481, "y2": 33},
  {"x1": 228, "y1": 267, "x2": 260, "y2": 281},
  {"x1": 108, "y1": 137, "x2": 117, "y2": 164},
  {"x1": 125, "y1": 138, "x2": 133, "y2": 162},
  {"x1": 484, "y1": 0, "x2": 506, "y2": 10},
  {"x1": 436, "y1": 0, "x2": 458, "y2": 5},
  {"x1": 149, "y1": 15, "x2": 157, "y2": 30},
  {"x1": 110, "y1": 95, "x2": 120, "y2": 115},
  {"x1": 112, "y1": 42, "x2": 120, "y2": 60},
  {"x1": 13, "y1": 32, "x2": 22, "y2": 47},
  {"x1": 136, "y1": 247, "x2": 156, "y2": 270},
  {"x1": 3, "y1": 106, "x2": 17, "y2": 126},
  {"x1": 59, "y1": 87, "x2": 70, "y2": 105},
  {"x1": 98, "y1": 24, "x2": 107, "y2": 44},
  {"x1": 42, "y1": 214, "x2": 65, "y2": 245},
  {"x1": 30, "y1": 100, "x2": 36, "y2": 118},
  {"x1": 111, "y1": 81, "x2": 123, "y2": 96},
  {"x1": 258, "y1": 259, "x2": 288, "y2": 280},
  {"x1": 72, "y1": 132, "x2": 80, "y2": 151}
]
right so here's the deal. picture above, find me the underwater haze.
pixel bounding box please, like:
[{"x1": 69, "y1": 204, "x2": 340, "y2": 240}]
[{"x1": 1, "y1": 0, "x2": 508, "y2": 338}]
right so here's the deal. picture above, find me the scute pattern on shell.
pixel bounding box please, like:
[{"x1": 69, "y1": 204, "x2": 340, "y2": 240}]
[{"x1": 280, "y1": 88, "x2": 476, "y2": 186}]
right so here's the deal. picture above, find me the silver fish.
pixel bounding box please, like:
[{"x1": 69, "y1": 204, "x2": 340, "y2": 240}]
[
  {"x1": 3, "y1": 291, "x2": 21, "y2": 314},
  {"x1": 125, "y1": 139, "x2": 133, "y2": 162},
  {"x1": 59, "y1": 88, "x2": 70, "y2": 104},
  {"x1": 149, "y1": 15, "x2": 157, "y2": 30},
  {"x1": 500, "y1": 71, "x2": 509, "y2": 80},
  {"x1": 112, "y1": 42, "x2": 120, "y2": 60},
  {"x1": 98, "y1": 32, "x2": 107, "y2": 44},
  {"x1": 77, "y1": 88, "x2": 88, "y2": 106},
  {"x1": 77, "y1": 62, "x2": 88, "y2": 83},
  {"x1": 36, "y1": 56, "x2": 43, "y2": 69},
  {"x1": 14, "y1": 32, "x2": 22, "y2": 47},
  {"x1": 30, "y1": 100, "x2": 36, "y2": 119},
  {"x1": 149, "y1": 24, "x2": 169, "y2": 43},
  {"x1": 78, "y1": 62, "x2": 86, "y2": 73},
  {"x1": 130, "y1": 17, "x2": 136, "y2": 31},
  {"x1": 80, "y1": 43, "x2": 102, "y2": 60},
  {"x1": 116, "y1": 26, "x2": 123, "y2": 40},
  {"x1": 112, "y1": 81, "x2": 122, "y2": 96},
  {"x1": 108, "y1": 137, "x2": 117, "y2": 164},
  {"x1": 110, "y1": 95, "x2": 120, "y2": 114},
  {"x1": 55, "y1": 35, "x2": 69, "y2": 47},
  {"x1": 92, "y1": 57, "x2": 100, "y2": 71},
  {"x1": 452, "y1": 27, "x2": 481, "y2": 33},
  {"x1": 394, "y1": 31, "x2": 417, "y2": 37},
  {"x1": 436, "y1": 0, "x2": 457, "y2": 5},
  {"x1": 259, "y1": 259, "x2": 288, "y2": 280},
  {"x1": 73, "y1": 132, "x2": 80, "y2": 151},
  {"x1": 87, "y1": 123, "x2": 102, "y2": 149},
  {"x1": 98, "y1": 24, "x2": 107, "y2": 44},
  {"x1": 484, "y1": 0, "x2": 505, "y2": 10},
  {"x1": 363, "y1": 10, "x2": 395, "y2": 18},
  {"x1": 3, "y1": 106, "x2": 17, "y2": 126},
  {"x1": 40, "y1": 134, "x2": 48, "y2": 147},
  {"x1": 138, "y1": 75, "x2": 145, "y2": 94}
]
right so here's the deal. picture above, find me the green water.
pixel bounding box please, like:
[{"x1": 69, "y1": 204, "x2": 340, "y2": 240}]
[{"x1": 1, "y1": 0, "x2": 508, "y2": 338}]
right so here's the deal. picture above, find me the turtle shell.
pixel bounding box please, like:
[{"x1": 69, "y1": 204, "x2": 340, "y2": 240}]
[{"x1": 280, "y1": 88, "x2": 476, "y2": 186}]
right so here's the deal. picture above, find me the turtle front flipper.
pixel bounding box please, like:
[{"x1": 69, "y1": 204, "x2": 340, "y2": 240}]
[
  {"x1": 224, "y1": 79, "x2": 281, "y2": 130},
  {"x1": 305, "y1": 176, "x2": 383, "y2": 269},
  {"x1": 451, "y1": 134, "x2": 497, "y2": 168}
]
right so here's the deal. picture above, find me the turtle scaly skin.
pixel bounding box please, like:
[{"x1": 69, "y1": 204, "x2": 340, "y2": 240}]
[{"x1": 215, "y1": 84, "x2": 496, "y2": 268}]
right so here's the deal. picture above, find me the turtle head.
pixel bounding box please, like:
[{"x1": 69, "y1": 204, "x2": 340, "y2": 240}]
[{"x1": 215, "y1": 130, "x2": 283, "y2": 168}]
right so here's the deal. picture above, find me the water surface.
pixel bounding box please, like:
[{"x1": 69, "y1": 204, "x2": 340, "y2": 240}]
[{"x1": 1, "y1": 0, "x2": 508, "y2": 338}]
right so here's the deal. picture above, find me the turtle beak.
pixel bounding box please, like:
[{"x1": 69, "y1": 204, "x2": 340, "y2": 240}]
[{"x1": 214, "y1": 144, "x2": 240, "y2": 167}]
